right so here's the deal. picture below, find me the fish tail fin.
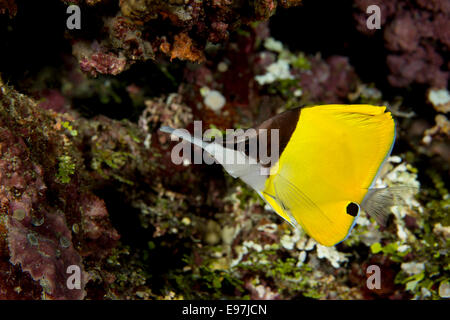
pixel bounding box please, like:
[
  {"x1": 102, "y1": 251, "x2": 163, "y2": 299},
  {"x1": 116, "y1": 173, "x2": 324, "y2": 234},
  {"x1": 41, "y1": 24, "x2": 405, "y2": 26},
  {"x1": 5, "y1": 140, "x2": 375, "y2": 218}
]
[
  {"x1": 160, "y1": 126, "x2": 206, "y2": 150},
  {"x1": 361, "y1": 186, "x2": 418, "y2": 226}
]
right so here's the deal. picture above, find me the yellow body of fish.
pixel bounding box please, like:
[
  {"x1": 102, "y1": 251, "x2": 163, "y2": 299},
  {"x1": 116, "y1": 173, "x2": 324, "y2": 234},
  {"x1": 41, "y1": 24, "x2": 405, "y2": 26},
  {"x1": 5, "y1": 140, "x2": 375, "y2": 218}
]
[{"x1": 262, "y1": 105, "x2": 395, "y2": 246}]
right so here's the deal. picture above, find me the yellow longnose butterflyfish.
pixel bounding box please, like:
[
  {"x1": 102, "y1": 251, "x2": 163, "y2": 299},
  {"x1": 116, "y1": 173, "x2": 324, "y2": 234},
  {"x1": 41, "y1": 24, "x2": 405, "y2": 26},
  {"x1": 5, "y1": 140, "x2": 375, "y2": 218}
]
[{"x1": 161, "y1": 105, "x2": 399, "y2": 246}]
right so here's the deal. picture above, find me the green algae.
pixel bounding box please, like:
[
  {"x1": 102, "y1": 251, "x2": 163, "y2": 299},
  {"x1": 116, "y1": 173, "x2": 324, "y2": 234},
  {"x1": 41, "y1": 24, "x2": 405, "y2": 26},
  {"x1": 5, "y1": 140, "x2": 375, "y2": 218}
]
[{"x1": 56, "y1": 155, "x2": 76, "y2": 184}]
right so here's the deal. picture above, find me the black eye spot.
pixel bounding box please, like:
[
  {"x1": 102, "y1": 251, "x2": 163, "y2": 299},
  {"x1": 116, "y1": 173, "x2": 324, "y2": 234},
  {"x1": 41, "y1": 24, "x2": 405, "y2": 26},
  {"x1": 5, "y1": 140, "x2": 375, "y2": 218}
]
[{"x1": 346, "y1": 202, "x2": 359, "y2": 217}]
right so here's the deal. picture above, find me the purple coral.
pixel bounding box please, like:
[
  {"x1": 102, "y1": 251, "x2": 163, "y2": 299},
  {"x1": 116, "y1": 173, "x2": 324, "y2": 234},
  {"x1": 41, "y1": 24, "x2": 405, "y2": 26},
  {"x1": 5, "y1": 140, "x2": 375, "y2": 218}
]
[
  {"x1": 79, "y1": 195, "x2": 120, "y2": 257},
  {"x1": 353, "y1": 0, "x2": 449, "y2": 88},
  {"x1": 7, "y1": 213, "x2": 88, "y2": 299},
  {"x1": 298, "y1": 56, "x2": 359, "y2": 103},
  {"x1": 0, "y1": 126, "x2": 87, "y2": 299},
  {"x1": 0, "y1": 84, "x2": 120, "y2": 299},
  {"x1": 79, "y1": 52, "x2": 127, "y2": 77}
]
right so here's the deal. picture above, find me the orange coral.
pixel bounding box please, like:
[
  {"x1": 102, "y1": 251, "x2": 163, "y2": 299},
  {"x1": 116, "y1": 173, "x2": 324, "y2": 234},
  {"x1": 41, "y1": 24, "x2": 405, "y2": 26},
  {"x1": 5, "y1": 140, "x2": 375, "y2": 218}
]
[{"x1": 164, "y1": 33, "x2": 206, "y2": 63}]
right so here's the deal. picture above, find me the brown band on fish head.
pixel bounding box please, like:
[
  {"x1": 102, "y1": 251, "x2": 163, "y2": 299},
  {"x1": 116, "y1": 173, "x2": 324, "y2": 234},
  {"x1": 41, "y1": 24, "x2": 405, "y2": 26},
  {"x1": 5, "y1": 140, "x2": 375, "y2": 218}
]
[
  {"x1": 256, "y1": 107, "x2": 301, "y2": 160},
  {"x1": 224, "y1": 107, "x2": 301, "y2": 170}
]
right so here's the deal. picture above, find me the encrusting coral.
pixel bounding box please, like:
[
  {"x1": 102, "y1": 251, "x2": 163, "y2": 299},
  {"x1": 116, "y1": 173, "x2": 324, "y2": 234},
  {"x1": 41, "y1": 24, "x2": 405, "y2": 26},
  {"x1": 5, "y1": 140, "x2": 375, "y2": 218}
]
[
  {"x1": 0, "y1": 80, "x2": 121, "y2": 299},
  {"x1": 69, "y1": 0, "x2": 305, "y2": 76},
  {"x1": 353, "y1": 0, "x2": 449, "y2": 89}
]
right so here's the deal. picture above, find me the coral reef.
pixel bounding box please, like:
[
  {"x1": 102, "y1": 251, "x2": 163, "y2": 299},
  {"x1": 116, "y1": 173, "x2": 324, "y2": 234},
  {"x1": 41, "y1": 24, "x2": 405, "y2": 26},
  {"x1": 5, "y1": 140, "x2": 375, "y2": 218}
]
[
  {"x1": 0, "y1": 0, "x2": 447, "y2": 301},
  {"x1": 353, "y1": 0, "x2": 449, "y2": 88},
  {"x1": 69, "y1": 0, "x2": 304, "y2": 76},
  {"x1": 0, "y1": 81, "x2": 120, "y2": 299}
]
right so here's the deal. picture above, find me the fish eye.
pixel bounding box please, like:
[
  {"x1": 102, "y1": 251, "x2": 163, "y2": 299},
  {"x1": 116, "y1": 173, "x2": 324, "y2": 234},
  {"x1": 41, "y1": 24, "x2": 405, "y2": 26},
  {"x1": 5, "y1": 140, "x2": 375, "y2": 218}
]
[{"x1": 346, "y1": 202, "x2": 359, "y2": 217}]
